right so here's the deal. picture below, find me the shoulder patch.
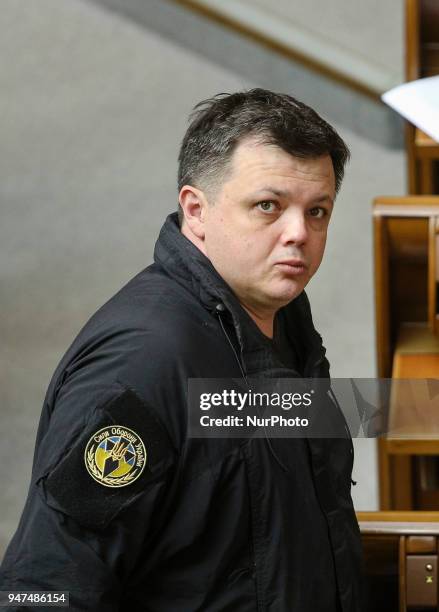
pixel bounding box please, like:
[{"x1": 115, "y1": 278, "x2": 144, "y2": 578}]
[
  {"x1": 84, "y1": 425, "x2": 147, "y2": 488},
  {"x1": 43, "y1": 386, "x2": 175, "y2": 530}
]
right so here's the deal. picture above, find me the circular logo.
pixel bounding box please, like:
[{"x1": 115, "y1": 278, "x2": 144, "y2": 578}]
[{"x1": 84, "y1": 425, "x2": 147, "y2": 488}]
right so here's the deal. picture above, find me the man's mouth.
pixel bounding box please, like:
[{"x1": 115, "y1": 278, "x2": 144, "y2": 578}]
[{"x1": 274, "y1": 259, "x2": 308, "y2": 275}]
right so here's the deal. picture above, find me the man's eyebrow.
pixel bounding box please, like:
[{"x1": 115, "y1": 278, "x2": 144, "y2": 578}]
[
  {"x1": 314, "y1": 194, "x2": 334, "y2": 206},
  {"x1": 250, "y1": 188, "x2": 334, "y2": 205},
  {"x1": 250, "y1": 187, "x2": 289, "y2": 198}
]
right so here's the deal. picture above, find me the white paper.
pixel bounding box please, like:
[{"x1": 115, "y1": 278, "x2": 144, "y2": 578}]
[{"x1": 382, "y1": 75, "x2": 439, "y2": 143}]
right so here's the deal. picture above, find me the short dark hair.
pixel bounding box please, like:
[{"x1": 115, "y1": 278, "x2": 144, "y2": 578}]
[{"x1": 177, "y1": 88, "x2": 350, "y2": 222}]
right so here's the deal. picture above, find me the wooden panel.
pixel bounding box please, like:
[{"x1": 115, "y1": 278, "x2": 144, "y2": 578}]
[
  {"x1": 406, "y1": 124, "x2": 418, "y2": 194},
  {"x1": 387, "y1": 218, "x2": 428, "y2": 259},
  {"x1": 405, "y1": 0, "x2": 439, "y2": 194},
  {"x1": 392, "y1": 352, "x2": 439, "y2": 378},
  {"x1": 374, "y1": 196, "x2": 439, "y2": 207},
  {"x1": 375, "y1": 215, "x2": 391, "y2": 378},
  {"x1": 391, "y1": 456, "x2": 414, "y2": 510},
  {"x1": 405, "y1": 0, "x2": 421, "y2": 194},
  {"x1": 362, "y1": 533, "x2": 400, "y2": 611},
  {"x1": 415, "y1": 488, "x2": 439, "y2": 510},
  {"x1": 415, "y1": 129, "x2": 439, "y2": 157},
  {"x1": 374, "y1": 214, "x2": 430, "y2": 376},
  {"x1": 391, "y1": 261, "x2": 427, "y2": 323},
  {"x1": 406, "y1": 0, "x2": 420, "y2": 81},
  {"x1": 419, "y1": 0, "x2": 439, "y2": 46},
  {"x1": 428, "y1": 216, "x2": 439, "y2": 332},
  {"x1": 416, "y1": 129, "x2": 439, "y2": 148},
  {"x1": 358, "y1": 511, "x2": 439, "y2": 525},
  {"x1": 359, "y1": 511, "x2": 439, "y2": 611},
  {"x1": 396, "y1": 323, "x2": 439, "y2": 353},
  {"x1": 399, "y1": 536, "x2": 407, "y2": 612},
  {"x1": 422, "y1": 46, "x2": 439, "y2": 77},
  {"x1": 420, "y1": 158, "x2": 435, "y2": 193},
  {"x1": 406, "y1": 554, "x2": 438, "y2": 607},
  {"x1": 378, "y1": 437, "x2": 392, "y2": 510},
  {"x1": 406, "y1": 535, "x2": 437, "y2": 553},
  {"x1": 386, "y1": 439, "x2": 439, "y2": 455},
  {"x1": 388, "y1": 354, "x2": 439, "y2": 443},
  {"x1": 374, "y1": 199, "x2": 439, "y2": 512}
]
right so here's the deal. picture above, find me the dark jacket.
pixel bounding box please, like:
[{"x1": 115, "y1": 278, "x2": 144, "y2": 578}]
[{"x1": 0, "y1": 213, "x2": 363, "y2": 611}]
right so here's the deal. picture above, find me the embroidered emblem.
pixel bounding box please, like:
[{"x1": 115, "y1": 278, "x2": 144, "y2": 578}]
[{"x1": 84, "y1": 425, "x2": 146, "y2": 487}]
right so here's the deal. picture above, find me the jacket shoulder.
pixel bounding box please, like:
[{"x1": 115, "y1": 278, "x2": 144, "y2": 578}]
[{"x1": 43, "y1": 265, "x2": 215, "y2": 452}]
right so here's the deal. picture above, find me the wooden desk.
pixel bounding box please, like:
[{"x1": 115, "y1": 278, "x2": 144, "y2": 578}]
[
  {"x1": 379, "y1": 327, "x2": 439, "y2": 510},
  {"x1": 374, "y1": 199, "x2": 439, "y2": 510},
  {"x1": 390, "y1": 344, "x2": 439, "y2": 442},
  {"x1": 359, "y1": 511, "x2": 439, "y2": 611}
]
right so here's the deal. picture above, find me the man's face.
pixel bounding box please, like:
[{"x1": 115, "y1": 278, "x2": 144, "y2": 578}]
[{"x1": 200, "y1": 138, "x2": 336, "y2": 315}]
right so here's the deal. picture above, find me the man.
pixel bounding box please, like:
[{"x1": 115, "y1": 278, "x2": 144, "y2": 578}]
[{"x1": 1, "y1": 89, "x2": 363, "y2": 611}]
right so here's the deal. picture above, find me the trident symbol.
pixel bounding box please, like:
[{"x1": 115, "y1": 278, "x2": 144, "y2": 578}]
[
  {"x1": 109, "y1": 439, "x2": 129, "y2": 462},
  {"x1": 102, "y1": 438, "x2": 130, "y2": 478}
]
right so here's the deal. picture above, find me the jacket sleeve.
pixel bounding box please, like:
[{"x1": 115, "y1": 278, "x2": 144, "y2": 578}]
[{"x1": 0, "y1": 373, "x2": 177, "y2": 611}]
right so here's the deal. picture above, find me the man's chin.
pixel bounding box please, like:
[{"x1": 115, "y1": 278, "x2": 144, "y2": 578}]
[
  {"x1": 263, "y1": 289, "x2": 305, "y2": 311},
  {"x1": 270, "y1": 280, "x2": 307, "y2": 304}
]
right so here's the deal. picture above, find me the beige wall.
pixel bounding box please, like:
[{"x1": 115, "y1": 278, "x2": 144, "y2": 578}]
[{"x1": 250, "y1": 0, "x2": 404, "y2": 81}]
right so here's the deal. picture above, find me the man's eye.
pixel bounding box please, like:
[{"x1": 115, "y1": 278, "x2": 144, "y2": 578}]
[
  {"x1": 256, "y1": 201, "x2": 277, "y2": 213},
  {"x1": 308, "y1": 207, "x2": 326, "y2": 219}
]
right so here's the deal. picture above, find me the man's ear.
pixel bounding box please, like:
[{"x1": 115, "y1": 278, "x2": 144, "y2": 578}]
[{"x1": 178, "y1": 185, "x2": 208, "y2": 240}]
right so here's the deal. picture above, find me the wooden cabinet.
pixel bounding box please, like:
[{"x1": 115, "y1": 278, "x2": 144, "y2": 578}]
[
  {"x1": 359, "y1": 511, "x2": 439, "y2": 611},
  {"x1": 374, "y1": 196, "x2": 439, "y2": 510}
]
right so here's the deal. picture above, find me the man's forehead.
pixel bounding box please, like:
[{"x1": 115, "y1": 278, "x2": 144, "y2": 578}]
[
  {"x1": 230, "y1": 136, "x2": 330, "y2": 167},
  {"x1": 226, "y1": 138, "x2": 335, "y2": 190}
]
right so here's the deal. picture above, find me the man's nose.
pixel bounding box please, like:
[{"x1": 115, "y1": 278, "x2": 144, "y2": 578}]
[{"x1": 279, "y1": 212, "x2": 308, "y2": 246}]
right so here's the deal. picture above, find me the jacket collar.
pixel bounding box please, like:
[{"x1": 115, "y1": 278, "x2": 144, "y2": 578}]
[{"x1": 154, "y1": 213, "x2": 328, "y2": 378}]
